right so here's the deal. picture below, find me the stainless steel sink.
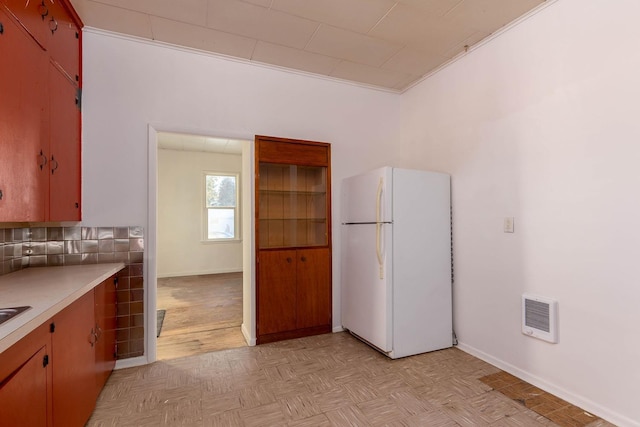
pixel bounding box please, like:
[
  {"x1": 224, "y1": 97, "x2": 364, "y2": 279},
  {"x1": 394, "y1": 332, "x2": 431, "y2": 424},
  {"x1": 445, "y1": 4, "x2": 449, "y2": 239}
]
[{"x1": 0, "y1": 306, "x2": 31, "y2": 326}]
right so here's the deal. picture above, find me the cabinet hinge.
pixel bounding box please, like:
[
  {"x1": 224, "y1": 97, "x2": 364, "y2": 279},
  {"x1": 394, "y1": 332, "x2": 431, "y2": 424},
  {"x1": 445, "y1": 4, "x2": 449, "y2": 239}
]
[
  {"x1": 49, "y1": 322, "x2": 55, "y2": 333},
  {"x1": 114, "y1": 344, "x2": 118, "y2": 359},
  {"x1": 114, "y1": 276, "x2": 119, "y2": 288},
  {"x1": 43, "y1": 354, "x2": 49, "y2": 368},
  {"x1": 75, "y1": 87, "x2": 82, "y2": 110}
]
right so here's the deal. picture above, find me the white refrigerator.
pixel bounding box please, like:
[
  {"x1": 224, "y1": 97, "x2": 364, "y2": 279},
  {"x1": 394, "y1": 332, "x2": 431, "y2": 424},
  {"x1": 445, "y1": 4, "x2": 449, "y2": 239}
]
[{"x1": 341, "y1": 166, "x2": 452, "y2": 359}]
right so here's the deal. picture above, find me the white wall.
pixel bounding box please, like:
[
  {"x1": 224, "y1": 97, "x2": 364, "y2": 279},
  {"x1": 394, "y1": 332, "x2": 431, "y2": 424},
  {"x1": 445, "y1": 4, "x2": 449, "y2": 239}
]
[
  {"x1": 157, "y1": 148, "x2": 242, "y2": 277},
  {"x1": 399, "y1": 1, "x2": 640, "y2": 425},
  {"x1": 81, "y1": 30, "x2": 401, "y2": 347}
]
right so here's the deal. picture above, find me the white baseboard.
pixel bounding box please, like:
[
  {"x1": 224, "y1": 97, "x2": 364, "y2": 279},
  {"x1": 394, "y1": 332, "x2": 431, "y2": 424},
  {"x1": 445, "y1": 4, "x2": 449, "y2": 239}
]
[
  {"x1": 114, "y1": 355, "x2": 148, "y2": 370},
  {"x1": 332, "y1": 325, "x2": 345, "y2": 333},
  {"x1": 157, "y1": 268, "x2": 242, "y2": 278},
  {"x1": 456, "y1": 341, "x2": 639, "y2": 427},
  {"x1": 241, "y1": 323, "x2": 256, "y2": 346}
]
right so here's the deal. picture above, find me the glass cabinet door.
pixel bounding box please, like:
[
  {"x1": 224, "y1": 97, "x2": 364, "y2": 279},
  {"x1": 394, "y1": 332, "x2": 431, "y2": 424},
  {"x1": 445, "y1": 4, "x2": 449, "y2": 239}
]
[{"x1": 258, "y1": 163, "x2": 328, "y2": 248}]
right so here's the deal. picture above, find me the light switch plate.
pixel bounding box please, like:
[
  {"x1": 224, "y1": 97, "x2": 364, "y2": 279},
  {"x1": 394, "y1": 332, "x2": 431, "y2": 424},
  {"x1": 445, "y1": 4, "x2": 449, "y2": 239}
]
[{"x1": 504, "y1": 217, "x2": 514, "y2": 233}]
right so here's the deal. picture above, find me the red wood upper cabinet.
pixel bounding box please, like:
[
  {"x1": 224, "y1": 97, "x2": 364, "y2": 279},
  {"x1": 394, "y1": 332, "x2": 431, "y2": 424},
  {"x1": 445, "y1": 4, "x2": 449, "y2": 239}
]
[
  {"x1": 0, "y1": 0, "x2": 82, "y2": 222},
  {"x1": 0, "y1": 6, "x2": 48, "y2": 221},
  {"x1": 49, "y1": 63, "x2": 81, "y2": 221},
  {"x1": 47, "y1": 0, "x2": 81, "y2": 83},
  {"x1": 0, "y1": 0, "x2": 51, "y2": 46}
]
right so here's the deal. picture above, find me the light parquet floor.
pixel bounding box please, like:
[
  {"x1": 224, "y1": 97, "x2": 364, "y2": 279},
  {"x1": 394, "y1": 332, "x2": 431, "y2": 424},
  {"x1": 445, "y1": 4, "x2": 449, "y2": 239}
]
[
  {"x1": 88, "y1": 332, "x2": 615, "y2": 426},
  {"x1": 156, "y1": 273, "x2": 247, "y2": 360}
]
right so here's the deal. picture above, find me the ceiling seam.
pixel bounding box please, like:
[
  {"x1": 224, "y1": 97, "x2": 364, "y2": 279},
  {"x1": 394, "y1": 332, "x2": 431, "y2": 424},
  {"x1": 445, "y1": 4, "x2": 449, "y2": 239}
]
[
  {"x1": 303, "y1": 23, "x2": 322, "y2": 51},
  {"x1": 444, "y1": 0, "x2": 465, "y2": 17},
  {"x1": 147, "y1": 14, "x2": 155, "y2": 40},
  {"x1": 367, "y1": 2, "x2": 398, "y2": 34}
]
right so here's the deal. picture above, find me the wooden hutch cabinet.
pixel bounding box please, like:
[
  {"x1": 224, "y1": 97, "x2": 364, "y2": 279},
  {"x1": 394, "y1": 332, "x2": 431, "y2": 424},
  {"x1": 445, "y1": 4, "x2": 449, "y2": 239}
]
[{"x1": 255, "y1": 136, "x2": 332, "y2": 344}]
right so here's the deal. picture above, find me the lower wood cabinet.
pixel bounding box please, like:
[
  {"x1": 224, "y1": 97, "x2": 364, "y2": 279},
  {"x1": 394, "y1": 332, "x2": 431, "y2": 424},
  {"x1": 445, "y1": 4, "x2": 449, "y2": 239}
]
[
  {"x1": 95, "y1": 278, "x2": 117, "y2": 390},
  {"x1": 0, "y1": 323, "x2": 52, "y2": 427},
  {"x1": 52, "y1": 291, "x2": 100, "y2": 427},
  {"x1": 0, "y1": 275, "x2": 118, "y2": 427},
  {"x1": 257, "y1": 247, "x2": 331, "y2": 343}
]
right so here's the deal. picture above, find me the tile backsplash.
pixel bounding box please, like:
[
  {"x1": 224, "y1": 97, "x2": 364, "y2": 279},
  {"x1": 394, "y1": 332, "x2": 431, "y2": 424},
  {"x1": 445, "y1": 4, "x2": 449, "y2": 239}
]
[{"x1": 1, "y1": 226, "x2": 145, "y2": 359}]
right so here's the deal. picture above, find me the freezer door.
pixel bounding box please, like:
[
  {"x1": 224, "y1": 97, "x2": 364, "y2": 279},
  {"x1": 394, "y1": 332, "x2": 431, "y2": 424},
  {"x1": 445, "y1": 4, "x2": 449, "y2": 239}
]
[
  {"x1": 342, "y1": 167, "x2": 392, "y2": 224},
  {"x1": 341, "y1": 223, "x2": 392, "y2": 352}
]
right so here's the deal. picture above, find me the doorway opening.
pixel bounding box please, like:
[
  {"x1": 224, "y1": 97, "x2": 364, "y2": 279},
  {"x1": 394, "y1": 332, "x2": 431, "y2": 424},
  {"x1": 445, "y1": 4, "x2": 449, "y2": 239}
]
[{"x1": 155, "y1": 131, "x2": 250, "y2": 360}]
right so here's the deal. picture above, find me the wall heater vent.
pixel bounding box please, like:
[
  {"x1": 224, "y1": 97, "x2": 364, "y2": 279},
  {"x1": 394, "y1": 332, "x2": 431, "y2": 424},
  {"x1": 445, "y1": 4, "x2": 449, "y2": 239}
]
[{"x1": 522, "y1": 294, "x2": 558, "y2": 343}]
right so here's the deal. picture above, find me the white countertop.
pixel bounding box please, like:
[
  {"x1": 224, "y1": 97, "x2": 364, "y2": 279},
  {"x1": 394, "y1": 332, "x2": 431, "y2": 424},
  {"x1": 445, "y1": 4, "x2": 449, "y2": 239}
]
[{"x1": 0, "y1": 263, "x2": 125, "y2": 353}]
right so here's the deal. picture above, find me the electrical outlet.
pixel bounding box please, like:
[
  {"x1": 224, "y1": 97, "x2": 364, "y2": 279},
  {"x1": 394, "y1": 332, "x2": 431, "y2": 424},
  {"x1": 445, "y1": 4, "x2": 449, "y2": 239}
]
[{"x1": 504, "y1": 217, "x2": 514, "y2": 233}]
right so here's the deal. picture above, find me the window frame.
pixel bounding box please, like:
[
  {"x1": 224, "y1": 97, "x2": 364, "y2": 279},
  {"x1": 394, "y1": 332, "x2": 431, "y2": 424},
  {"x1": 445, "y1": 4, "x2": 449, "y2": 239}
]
[{"x1": 202, "y1": 171, "x2": 241, "y2": 242}]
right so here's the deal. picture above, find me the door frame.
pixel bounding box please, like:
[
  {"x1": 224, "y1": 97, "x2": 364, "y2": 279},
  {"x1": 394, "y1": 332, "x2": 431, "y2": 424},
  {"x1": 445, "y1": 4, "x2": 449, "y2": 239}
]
[{"x1": 145, "y1": 124, "x2": 256, "y2": 363}]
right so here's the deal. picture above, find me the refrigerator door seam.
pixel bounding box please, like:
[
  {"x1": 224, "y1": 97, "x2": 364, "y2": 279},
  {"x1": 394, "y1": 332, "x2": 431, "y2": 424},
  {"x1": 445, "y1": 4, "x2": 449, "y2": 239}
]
[{"x1": 376, "y1": 177, "x2": 385, "y2": 279}]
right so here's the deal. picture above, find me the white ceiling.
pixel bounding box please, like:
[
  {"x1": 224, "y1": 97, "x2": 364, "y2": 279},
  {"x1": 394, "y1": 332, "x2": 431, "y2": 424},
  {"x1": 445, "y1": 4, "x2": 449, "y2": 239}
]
[
  {"x1": 68, "y1": 0, "x2": 547, "y2": 92},
  {"x1": 157, "y1": 132, "x2": 244, "y2": 154}
]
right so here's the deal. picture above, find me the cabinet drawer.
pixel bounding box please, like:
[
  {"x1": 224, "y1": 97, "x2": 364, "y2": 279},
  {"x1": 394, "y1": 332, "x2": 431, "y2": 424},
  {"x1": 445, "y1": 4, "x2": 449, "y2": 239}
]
[{"x1": 258, "y1": 140, "x2": 328, "y2": 166}]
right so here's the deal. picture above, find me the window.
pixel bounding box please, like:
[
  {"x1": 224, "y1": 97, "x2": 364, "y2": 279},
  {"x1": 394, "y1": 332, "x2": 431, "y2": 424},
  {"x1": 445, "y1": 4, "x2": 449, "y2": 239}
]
[{"x1": 204, "y1": 173, "x2": 239, "y2": 240}]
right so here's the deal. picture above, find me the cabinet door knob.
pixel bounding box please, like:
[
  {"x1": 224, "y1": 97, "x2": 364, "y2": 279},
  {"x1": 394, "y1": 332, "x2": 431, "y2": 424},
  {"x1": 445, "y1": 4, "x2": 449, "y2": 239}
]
[
  {"x1": 38, "y1": 150, "x2": 48, "y2": 170},
  {"x1": 51, "y1": 155, "x2": 58, "y2": 174},
  {"x1": 38, "y1": 3, "x2": 49, "y2": 20},
  {"x1": 89, "y1": 328, "x2": 97, "y2": 347},
  {"x1": 286, "y1": 257, "x2": 292, "y2": 263},
  {"x1": 49, "y1": 17, "x2": 58, "y2": 34},
  {"x1": 301, "y1": 256, "x2": 307, "y2": 262}
]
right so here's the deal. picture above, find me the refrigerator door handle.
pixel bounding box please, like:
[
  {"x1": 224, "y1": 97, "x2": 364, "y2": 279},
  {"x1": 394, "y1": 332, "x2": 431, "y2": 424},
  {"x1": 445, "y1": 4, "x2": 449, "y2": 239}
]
[
  {"x1": 376, "y1": 177, "x2": 383, "y2": 224},
  {"x1": 376, "y1": 223, "x2": 384, "y2": 279},
  {"x1": 376, "y1": 177, "x2": 384, "y2": 279}
]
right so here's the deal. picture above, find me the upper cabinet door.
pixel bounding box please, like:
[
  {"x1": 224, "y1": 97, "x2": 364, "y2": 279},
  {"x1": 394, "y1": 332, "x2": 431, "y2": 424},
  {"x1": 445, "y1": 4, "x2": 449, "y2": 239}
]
[
  {"x1": 0, "y1": 7, "x2": 48, "y2": 221},
  {"x1": 47, "y1": 0, "x2": 80, "y2": 82},
  {"x1": 256, "y1": 136, "x2": 332, "y2": 250},
  {"x1": 48, "y1": 64, "x2": 81, "y2": 221},
  {"x1": 1, "y1": 0, "x2": 50, "y2": 46}
]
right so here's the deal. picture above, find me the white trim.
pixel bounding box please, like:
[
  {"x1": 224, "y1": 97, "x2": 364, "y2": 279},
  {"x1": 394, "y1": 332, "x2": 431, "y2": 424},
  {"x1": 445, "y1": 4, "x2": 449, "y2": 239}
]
[
  {"x1": 146, "y1": 125, "x2": 159, "y2": 364},
  {"x1": 332, "y1": 326, "x2": 345, "y2": 333},
  {"x1": 199, "y1": 239, "x2": 243, "y2": 244},
  {"x1": 114, "y1": 355, "x2": 147, "y2": 370},
  {"x1": 148, "y1": 124, "x2": 255, "y2": 362},
  {"x1": 456, "y1": 341, "x2": 639, "y2": 427},
  {"x1": 157, "y1": 268, "x2": 242, "y2": 279},
  {"x1": 241, "y1": 323, "x2": 256, "y2": 346}
]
